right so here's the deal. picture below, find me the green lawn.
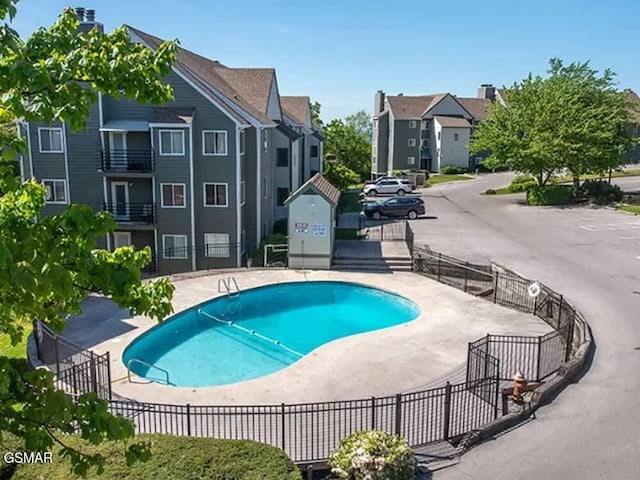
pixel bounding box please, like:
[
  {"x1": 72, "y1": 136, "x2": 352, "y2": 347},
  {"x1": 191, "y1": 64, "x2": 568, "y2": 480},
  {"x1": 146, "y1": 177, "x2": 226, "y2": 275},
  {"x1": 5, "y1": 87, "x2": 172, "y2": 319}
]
[
  {"x1": 0, "y1": 318, "x2": 31, "y2": 360},
  {"x1": 616, "y1": 203, "x2": 640, "y2": 215},
  {"x1": 8, "y1": 434, "x2": 301, "y2": 480},
  {"x1": 427, "y1": 174, "x2": 473, "y2": 185}
]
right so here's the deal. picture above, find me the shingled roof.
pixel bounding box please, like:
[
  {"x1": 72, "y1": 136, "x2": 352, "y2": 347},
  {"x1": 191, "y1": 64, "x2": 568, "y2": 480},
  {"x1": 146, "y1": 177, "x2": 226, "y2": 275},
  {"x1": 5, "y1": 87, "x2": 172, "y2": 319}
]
[
  {"x1": 386, "y1": 94, "x2": 447, "y2": 120},
  {"x1": 434, "y1": 116, "x2": 471, "y2": 128},
  {"x1": 281, "y1": 96, "x2": 311, "y2": 126},
  {"x1": 284, "y1": 173, "x2": 341, "y2": 207},
  {"x1": 150, "y1": 106, "x2": 195, "y2": 124},
  {"x1": 456, "y1": 98, "x2": 491, "y2": 121},
  {"x1": 126, "y1": 25, "x2": 276, "y2": 127}
]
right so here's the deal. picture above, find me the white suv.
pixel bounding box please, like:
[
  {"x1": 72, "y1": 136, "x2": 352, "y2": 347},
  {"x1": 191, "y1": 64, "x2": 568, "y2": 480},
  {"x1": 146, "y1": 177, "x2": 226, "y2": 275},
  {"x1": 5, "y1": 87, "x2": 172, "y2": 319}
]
[{"x1": 363, "y1": 179, "x2": 412, "y2": 197}]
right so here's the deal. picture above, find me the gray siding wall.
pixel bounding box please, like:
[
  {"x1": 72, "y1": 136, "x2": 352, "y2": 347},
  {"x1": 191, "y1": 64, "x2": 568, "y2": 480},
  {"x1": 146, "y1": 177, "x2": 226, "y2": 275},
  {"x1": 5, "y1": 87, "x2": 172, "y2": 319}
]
[
  {"x1": 423, "y1": 96, "x2": 471, "y2": 120},
  {"x1": 261, "y1": 129, "x2": 275, "y2": 236},
  {"x1": 308, "y1": 136, "x2": 321, "y2": 175},
  {"x1": 106, "y1": 178, "x2": 152, "y2": 204},
  {"x1": 243, "y1": 127, "x2": 258, "y2": 251},
  {"x1": 271, "y1": 129, "x2": 290, "y2": 221},
  {"x1": 374, "y1": 114, "x2": 389, "y2": 175},
  {"x1": 392, "y1": 119, "x2": 420, "y2": 171}
]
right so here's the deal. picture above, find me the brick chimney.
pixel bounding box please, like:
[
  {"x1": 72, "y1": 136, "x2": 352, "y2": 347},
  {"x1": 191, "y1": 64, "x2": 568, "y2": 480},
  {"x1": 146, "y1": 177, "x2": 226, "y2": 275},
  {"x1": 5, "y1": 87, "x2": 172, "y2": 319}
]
[
  {"x1": 477, "y1": 84, "x2": 496, "y2": 100},
  {"x1": 374, "y1": 90, "x2": 386, "y2": 115}
]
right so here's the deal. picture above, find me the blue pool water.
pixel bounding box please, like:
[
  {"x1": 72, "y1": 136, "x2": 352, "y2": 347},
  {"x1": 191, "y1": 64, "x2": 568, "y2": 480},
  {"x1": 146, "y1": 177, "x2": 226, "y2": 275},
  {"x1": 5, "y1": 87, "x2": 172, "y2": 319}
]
[{"x1": 123, "y1": 281, "x2": 420, "y2": 387}]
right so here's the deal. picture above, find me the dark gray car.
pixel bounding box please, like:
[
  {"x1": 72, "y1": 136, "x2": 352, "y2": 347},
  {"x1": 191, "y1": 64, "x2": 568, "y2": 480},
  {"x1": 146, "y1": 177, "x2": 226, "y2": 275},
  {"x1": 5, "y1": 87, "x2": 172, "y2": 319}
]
[{"x1": 363, "y1": 196, "x2": 425, "y2": 220}]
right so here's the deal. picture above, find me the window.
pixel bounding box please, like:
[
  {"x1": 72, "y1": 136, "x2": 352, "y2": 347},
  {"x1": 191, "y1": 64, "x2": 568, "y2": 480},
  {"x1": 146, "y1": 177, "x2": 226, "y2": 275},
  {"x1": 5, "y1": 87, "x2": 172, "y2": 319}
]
[
  {"x1": 240, "y1": 180, "x2": 246, "y2": 206},
  {"x1": 475, "y1": 157, "x2": 483, "y2": 165},
  {"x1": 162, "y1": 234, "x2": 188, "y2": 259},
  {"x1": 159, "y1": 130, "x2": 185, "y2": 156},
  {"x1": 408, "y1": 138, "x2": 416, "y2": 147},
  {"x1": 161, "y1": 183, "x2": 185, "y2": 208},
  {"x1": 277, "y1": 187, "x2": 289, "y2": 206},
  {"x1": 310, "y1": 145, "x2": 319, "y2": 158},
  {"x1": 202, "y1": 130, "x2": 227, "y2": 156},
  {"x1": 43, "y1": 179, "x2": 67, "y2": 204},
  {"x1": 204, "y1": 183, "x2": 228, "y2": 207},
  {"x1": 409, "y1": 120, "x2": 417, "y2": 129},
  {"x1": 276, "y1": 148, "x2": 289, "y2": 167},
  {"x1": 437, "y1": 131, "x2": 441, "y2": 140},
  {"x1": 421, "y1": 120, "x2": 428, "y2": 130},
  {"x1": 454, "y1": 133, "x2": 459, "y2": 141},
  {"x1": 263, "y1": 133, "x2": 268, "y2": 152},
  {"x1": 239, "y1": 130, "x2": 246, "y2": 155},
  {"x1": 204, "y1": 233, "x2": 230, "y2": 258},
  {"x1": 38, "y1": 128, "x2": 64, "y2": 153},
  {"x1": 407, "y1": 156, "x2": 416, "y2": 166},
  {"x1": 263, "y1": 177, "x2": 268, "y2": 199}
]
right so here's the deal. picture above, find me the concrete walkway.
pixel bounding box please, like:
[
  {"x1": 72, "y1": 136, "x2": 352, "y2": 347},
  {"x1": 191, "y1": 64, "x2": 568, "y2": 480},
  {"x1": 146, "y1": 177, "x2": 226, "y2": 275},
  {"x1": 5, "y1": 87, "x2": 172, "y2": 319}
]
[{"x1": 63, "y1": 269, "x2": 551, "y2": 406}]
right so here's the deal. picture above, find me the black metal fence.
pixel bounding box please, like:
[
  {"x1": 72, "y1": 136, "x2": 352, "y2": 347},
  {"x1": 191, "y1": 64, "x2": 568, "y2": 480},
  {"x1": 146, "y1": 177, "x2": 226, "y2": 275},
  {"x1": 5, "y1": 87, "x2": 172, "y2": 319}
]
[
  {"x1": 102, "y1": 203, "x2": 156, "y2": 224},
  {"x1": 336, "y1": 214, "x2": 407, "y2": 241},
  {"x1": 98, "y1": 149, "x2": 155, "y2": 173},
  {"x1": 33, "y1": 321, "x2": 111, "y2": 400},
  {"x1": 29, "y1": 239, "x2": 587, "y2": 465}
]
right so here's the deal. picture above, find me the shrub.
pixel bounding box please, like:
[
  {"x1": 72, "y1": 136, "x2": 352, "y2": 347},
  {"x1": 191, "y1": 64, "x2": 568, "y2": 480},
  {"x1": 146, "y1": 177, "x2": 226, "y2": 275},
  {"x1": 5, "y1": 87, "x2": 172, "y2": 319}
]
[
  {"x1": 511, "y1": 175, "x2": 536, "y2": 185},
  {"x1": 485, "y1": 188, "x2": 497, "y2": 195},
  {"x1": 273, "y1": 218, "x2": 288, "y2": 235},
  {"x1": 329, "y1": 430, "x2": 416, "y2": 480},
  {"x1": 12, "y1": 434, "x2": 302, "y2": 480},
  {"x1": 526, "y1": 185, "x2": 574, "y2": 206},
  {"x1": 439, "y1": 165, "x2": 467, "y2": 175},
  {"x1": 580, "y1": 180, "x2": 623, "y2": 205},
  {"x1": 251, "y1": 233, "x2": 287, "y2": 266}
]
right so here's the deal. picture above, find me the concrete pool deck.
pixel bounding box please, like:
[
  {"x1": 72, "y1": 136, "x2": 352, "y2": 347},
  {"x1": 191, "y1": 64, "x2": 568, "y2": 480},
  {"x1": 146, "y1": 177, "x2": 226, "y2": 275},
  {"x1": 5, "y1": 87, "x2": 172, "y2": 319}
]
[{"x1": 62, "y1": 269, "x2": 552, "y2": 405}]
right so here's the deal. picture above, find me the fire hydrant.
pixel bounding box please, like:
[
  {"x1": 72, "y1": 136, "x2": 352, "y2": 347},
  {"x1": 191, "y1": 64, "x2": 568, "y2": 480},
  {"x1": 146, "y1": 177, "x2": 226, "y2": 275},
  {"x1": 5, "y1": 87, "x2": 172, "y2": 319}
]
[{"x1": 512, "y1": 371, "x2": 527, "y2": 403}]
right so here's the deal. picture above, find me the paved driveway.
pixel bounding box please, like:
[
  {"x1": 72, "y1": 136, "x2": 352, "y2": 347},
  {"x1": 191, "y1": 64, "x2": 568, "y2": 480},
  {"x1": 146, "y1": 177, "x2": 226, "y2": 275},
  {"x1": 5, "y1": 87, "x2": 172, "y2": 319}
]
[{"x1": 410, "y1": 174, "x2": 640, "y2": 480}]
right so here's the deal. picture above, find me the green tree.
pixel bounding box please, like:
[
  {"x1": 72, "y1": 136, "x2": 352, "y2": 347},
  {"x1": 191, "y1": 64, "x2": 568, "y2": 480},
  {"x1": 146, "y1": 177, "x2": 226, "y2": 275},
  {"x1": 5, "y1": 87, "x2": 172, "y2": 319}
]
[
  {"x1": 323, "y1": 160, "x2": 360, "y2": 191},
  {"x1": 310, "y1": 100, "x2": 323, "y2": 128},
  {"x1": 0, "y1": 1, "x2": 177, "y2": 475},
  {"x1": 324, "y1": 114, "x2": 372, "y2": 181},
  {"x1": 471, "y1": 58, "x2": 634, "y2": 187},
  {"x1": 344, "y1": 110, "x2": 372, "y2": 143}
]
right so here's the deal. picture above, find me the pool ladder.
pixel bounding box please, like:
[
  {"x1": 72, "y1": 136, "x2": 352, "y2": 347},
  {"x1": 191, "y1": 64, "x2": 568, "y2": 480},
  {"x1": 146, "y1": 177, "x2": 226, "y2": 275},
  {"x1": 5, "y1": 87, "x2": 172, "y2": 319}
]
[
  {"x1": 218, "y1": 276, "x2": 241, "y2": 319},
  {"x1": 126, "y1": 358, "x2": 171, "y2": 385}
]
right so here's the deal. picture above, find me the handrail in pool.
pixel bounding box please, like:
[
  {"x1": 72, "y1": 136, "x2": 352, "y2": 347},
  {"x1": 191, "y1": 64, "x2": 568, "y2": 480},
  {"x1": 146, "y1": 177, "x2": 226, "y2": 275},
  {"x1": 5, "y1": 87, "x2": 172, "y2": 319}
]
[
  {"x1": 217, "y1": 276, "x2": 240, "y2": 297},
  {"x1": 198, "y1": 309, "x2": 303, "y2": 358},
  {"x1": 127, "y1": 358, "x2": 171, "y2": 385}
]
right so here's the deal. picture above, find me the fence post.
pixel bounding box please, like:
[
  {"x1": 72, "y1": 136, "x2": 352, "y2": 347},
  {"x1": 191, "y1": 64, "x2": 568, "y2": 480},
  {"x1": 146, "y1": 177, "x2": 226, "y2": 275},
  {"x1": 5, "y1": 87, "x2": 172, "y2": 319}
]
[
  {"x1": 186, "y1": 404, "x2": 191, "y2": 436},
  {"x1": 464, "y1": 262, "x2": 470, "y2": 292},
  {"x1": 90, "y1": 355, "x2": 98, "y2": 394},
  {"x1": 483, "y1": 334, "x2": 491, "y2": 380},
  {"x1": 54, "y1": 335, "x2": 60, "y2": 373},
  {"x1": 371, "y1": 396, "x2": 376, "y2": 430},
  {"x1": 536, "y1": 336, "x2": 542, "y2": 382},
  {"x1": 280, "y1": 403, "x2": 286, "y2": 451},
  {"x1": 437, "y1": 253, "x2": 442, "y2": 281},
  {"x1": 443, "y1": 382, "x2": 452, "y2": 440},
  {"x1": 565, "y1": 315, "x2": 574, "y2": 362},
  {"x1": 465, "y1": 342, "x2": 471, "y2": 384},
  {"x1": 106, "y1": 351, "x2": 112, "y2": 400},
  {"x1": 533, "y1": 294, "x2": 538, "y2": 315},
  {"x1": 558, "y1": 295, "x2": 564, "y2": 330},
  {"x1": 494, "y1": 359, "x2": 501, "y2": 419},
  {"x1": 493, "y1": 272, "x2": 499, "y2": 303},
  {"x1": 394, "y1": 393, "x2": 402, "y2": 436},
  {"x1": 32, "y1": 320, "x2": 41, "y2": 361}
]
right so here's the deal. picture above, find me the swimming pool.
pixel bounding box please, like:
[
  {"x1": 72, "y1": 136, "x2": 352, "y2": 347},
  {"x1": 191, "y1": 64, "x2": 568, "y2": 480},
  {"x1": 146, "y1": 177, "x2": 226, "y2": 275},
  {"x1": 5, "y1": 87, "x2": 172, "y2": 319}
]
[{"x1": 123, "y1": 281, "x2": 420, "y2": 387}]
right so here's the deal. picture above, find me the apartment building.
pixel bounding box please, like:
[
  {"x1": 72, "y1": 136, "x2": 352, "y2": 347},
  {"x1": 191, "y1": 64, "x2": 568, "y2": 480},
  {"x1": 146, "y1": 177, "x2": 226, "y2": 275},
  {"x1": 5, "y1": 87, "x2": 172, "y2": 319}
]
[
  {"x1": 372, "y1": 85, "x2": 495, "y2": 176},
  {"x1": 18, "y1": 9, "x2": 322, "y2": 275}
]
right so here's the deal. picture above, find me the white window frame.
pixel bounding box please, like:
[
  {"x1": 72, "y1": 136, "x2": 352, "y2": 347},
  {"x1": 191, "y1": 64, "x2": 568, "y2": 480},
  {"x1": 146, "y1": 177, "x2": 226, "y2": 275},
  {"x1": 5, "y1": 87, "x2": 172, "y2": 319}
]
[
  {"x1": 160, "y1": 183, "x2": 186, "y2": 208},
  {"x1": 408, "y1": 120, "x2": 417, "y2": 129},
  {"x1": 42, "y1": 179, "x2": 68, "y2": 204},
  {"x1": 407, "y1": 156, "x2": 416, "y2": 166},
  {"x1": 202, "y1": 130, "x2": 228, "y2": 156},
  {"x1": 158, "y1": 129, "x2": 185, "y2": 156},
  {"x1": 112, "y1": 231, "x2": 132, "y2": 249},
  {"x1": 454, "y1": 133, "x2": 460, "y2": 141},
  {"x1": 239, "y1": 130, "x2": 246, "y2": 155},
  {"x1": 162, "y1": 234, "x2": 188, "y2": 259},
  {"x1": 38, "y1": 127, "x2": 64, "y2": 153},
  {"x1": 263, "y1": 177, "x2": 268, "y2": 199},
  {"x1": 204, "y1": 233, "x2": 230, "y2": 258},
  {"x1": 408, "y1": 138, "x2": 416, "y2": 147},
  {"x1": 203, "y1": 182, "x2": 229, "y2": 207},
  {"x1": 240, "y1": 180, "x2": 246, "y2": 206},
  {"x1": 240, "y1": 229, "x2": 246, "y2": 255}
]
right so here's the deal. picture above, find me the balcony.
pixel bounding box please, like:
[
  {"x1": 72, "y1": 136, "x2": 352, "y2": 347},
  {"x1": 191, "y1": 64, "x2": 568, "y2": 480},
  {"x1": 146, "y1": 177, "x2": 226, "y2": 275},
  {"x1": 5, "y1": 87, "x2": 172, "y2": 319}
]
[
  {"x1": 98, "y1": 150, "x2": 154, "y2": 173},
  {"x1": 102, "y1": 203, "x2": 156, "y2": 224}
]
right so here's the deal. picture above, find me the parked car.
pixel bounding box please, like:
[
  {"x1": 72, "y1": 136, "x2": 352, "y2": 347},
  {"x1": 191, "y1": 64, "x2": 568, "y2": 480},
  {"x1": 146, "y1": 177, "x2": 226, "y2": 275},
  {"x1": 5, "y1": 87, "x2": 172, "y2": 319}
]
[
  {"x1": 362, "y1": 196, "x2": 425, "y2": 220},
  {"x1": 363, "y1": 179, "x2": 413, "y2": 197},
  {"x1": 364, "y1": 176, "x2": 414, "y2": 187}
]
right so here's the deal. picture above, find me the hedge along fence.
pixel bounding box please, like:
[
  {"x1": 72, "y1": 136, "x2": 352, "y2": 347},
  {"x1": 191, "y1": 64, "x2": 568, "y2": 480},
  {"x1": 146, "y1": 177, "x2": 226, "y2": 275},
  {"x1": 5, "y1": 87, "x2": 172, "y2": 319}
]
[{"x1": 30, "y1": 244, "x2": 591, "y2": 466}]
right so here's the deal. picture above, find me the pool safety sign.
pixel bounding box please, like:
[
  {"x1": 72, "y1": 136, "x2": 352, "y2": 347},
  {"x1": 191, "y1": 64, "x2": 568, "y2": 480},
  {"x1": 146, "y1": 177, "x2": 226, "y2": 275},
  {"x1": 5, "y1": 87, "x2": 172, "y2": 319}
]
[
  {"x1": 312, "y1": 224, "x2": 327, "y2": 237},
  {"x1": 295, "y1": 222, "x2": 309, "y2": 233}
]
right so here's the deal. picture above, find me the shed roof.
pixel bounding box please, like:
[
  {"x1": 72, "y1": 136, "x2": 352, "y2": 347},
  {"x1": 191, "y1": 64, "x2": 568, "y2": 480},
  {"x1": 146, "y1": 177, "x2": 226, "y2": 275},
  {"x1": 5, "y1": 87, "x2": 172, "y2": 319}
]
[
  {"x1": 434, "y1": 116, "x2": 471, "y2": 128},
  {"x1": 150, "y1": 106, "x2": 196, "y2": 124},
  {"x1": 284, "y1": 173, "x2": 341, "y2": 207}
]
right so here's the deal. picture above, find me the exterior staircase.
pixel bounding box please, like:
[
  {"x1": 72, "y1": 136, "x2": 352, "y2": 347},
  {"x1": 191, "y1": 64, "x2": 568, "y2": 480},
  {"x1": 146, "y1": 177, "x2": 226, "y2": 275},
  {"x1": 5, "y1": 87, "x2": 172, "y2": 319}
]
[{"x1": 331, "y1": 254, "x2": 413, "y2": 272}]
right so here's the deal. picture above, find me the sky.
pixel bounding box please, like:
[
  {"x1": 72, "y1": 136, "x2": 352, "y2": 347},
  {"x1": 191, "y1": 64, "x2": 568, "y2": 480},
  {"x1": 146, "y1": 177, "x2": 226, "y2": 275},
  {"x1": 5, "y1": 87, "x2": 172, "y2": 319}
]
[{"x1": 10, "y1": 0, "x2": 640, "y2": 121}]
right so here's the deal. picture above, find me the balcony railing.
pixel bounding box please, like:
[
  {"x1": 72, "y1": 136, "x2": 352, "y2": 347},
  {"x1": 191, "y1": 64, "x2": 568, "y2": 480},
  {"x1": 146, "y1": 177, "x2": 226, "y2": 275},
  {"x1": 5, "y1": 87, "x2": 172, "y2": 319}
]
[
  {"x1": 98, "y1": 149, "x2": 154, "y2": 173},
  {"x1": 102, "y1": 203, "x2": 156, "y2": 224}
]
